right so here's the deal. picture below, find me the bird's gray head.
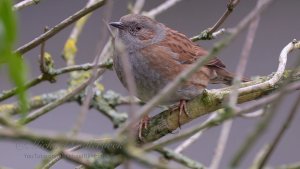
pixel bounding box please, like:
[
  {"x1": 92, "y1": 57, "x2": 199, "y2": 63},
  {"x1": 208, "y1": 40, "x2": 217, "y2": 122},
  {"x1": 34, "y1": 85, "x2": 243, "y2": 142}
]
[{"x1": 110, "y1": 14, "x2": 166, "y2": 50}]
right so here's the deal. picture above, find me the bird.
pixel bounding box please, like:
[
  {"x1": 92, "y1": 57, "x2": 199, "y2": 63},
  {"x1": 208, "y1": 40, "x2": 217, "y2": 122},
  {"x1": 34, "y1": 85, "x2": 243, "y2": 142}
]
[{"x1": 109, "y1": 14, "x2": 248, "y2": 138}]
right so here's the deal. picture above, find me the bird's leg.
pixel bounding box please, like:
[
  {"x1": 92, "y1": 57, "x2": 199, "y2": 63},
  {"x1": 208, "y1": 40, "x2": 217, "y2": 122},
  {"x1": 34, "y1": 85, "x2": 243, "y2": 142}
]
[
  {"x1": 170, "y1": 100, "x2": 190, "y2": 128},
  {"x1": 178, "y1": 99, "x2": 190, "y2": 128},
  {"x1": 138, "y1": 115, "x2": 150, "y2": 141}
]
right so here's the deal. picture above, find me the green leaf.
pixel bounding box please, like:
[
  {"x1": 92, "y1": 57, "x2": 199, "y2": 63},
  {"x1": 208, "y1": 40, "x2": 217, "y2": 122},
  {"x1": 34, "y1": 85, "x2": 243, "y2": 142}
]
[
  {"x1": 0, "y1": 0, "x2": 28, "y2": 116},
  {"x1": 0, "y1": 0, "x2": 16, "y2": 50}
]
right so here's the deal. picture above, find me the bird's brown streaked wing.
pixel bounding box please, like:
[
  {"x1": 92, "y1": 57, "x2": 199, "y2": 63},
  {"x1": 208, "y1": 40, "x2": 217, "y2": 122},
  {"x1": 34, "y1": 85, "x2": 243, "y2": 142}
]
[
  {"x1": 139, "y1": 43, "x2": 184, "y2": 80},
  {"x1": 159, "y1": 27, "x2": 226, "y2": 68}
]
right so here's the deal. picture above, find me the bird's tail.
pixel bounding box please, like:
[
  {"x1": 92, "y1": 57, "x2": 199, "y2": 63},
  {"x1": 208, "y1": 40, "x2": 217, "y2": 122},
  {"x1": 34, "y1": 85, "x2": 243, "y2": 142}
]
[{"x1": 211, "y1": 68, "x2": 250, "y2": 85}]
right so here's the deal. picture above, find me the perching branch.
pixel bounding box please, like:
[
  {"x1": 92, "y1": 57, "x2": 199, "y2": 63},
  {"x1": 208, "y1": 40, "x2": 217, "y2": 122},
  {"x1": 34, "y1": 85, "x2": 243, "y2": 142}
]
[{"x1": 140, "y1": 39, "x2": 300, "y2": 145}]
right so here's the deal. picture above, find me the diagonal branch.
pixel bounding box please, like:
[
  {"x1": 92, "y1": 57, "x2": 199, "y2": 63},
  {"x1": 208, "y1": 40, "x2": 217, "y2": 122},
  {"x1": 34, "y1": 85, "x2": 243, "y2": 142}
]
[{"x1": 15, "y1": 0, "x2": 106, "y2": 55}]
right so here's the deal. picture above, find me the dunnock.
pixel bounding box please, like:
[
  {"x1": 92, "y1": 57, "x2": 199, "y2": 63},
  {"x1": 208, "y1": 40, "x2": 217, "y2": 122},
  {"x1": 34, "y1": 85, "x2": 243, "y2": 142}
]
[{"x1": 110, "y1": 14, "x2": 248, "y2": 132}]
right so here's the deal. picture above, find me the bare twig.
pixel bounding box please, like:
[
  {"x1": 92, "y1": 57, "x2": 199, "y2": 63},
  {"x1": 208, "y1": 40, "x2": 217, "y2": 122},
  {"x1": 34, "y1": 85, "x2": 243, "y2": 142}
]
[
  {"x1": 276, "y1": 162, "x2": 300, "y2": 169},
  {"x1": 131, "y1": 0, "x2": 145, "y2": 14},
  {"x1": 208, "y1": 0, "x2": 240, "y2": 34},
  {"x1": 174, "y1": 113, "x2": 217, "y2": 154},
  {"x1": 143, "y1": 0, "x2": 183, "y2": 18},
  {"x1": 232, "y1": 68, "x2": 297, "y2": 168},
  {"x1": 124, "y1": 146, "x2": 171, "y2": 169},
  {"x1": 238, "y1": 39, "x2": 300, "y2": 95},
  {"x1": 191, "y1": 0, "x2": 241, "y2": 41},
  {"x1": 62, "y1": 0, "x2": 102, "y2": 68},
  {"x1": 41, "y1": 145, "x2": 83, "y2": 169},
  {"x1": 229, "y1": 7, "x2": 260, "y2": 107},
  {"x1": 71, "y1": 0, "x2": 113, "y2": 137},
  {"x1": 190, "y1": 28, "x2": 227, "y2": 41},
  {"x1": 209, "y1": 120, "x2": 232, "y2": 169},
  {"x1": 15, "y1": 0, "x2": 106, "y2": 55},
  {"x1": 13, "y1": 0, "x2": 43, "y2": 10},
  {"x1": 39, "y1": 27, "x2": 48, "y2": 74},
  {"x1": 157, "y1": 148, "x2": 206, "y2": 169},
  {"x1": 0, "y1": 127, "x2": 115, "y2": 149},
  {"x1": 113, "y1": 34, "x2": 138, "y2": 125},
  {"x1": 19, "y1": 69, "x2": 105, "y2": 125},
  {"x1": 255, "y1": 94, "x2": 300, "y2": 169},
  {"x1": 209, "y1": 4, "x2": 261, "y2": 168}
]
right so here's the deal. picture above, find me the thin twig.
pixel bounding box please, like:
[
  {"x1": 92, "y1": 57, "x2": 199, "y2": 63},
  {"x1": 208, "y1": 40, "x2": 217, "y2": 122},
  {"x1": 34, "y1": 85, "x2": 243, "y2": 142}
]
[
  {"x1": 190, "y1": 0, "x2": 241, "y2": 42},
  {"x1": 0, "y1": 88, "x2": 127, "y2": 126},
  {"x1": 231, "y1": 78, "x2": 294, "y2": 167},
  {"x1": 190, "y1": 28, "x2": 227, "y2": 42},
  {"x1": 18, "y1": 69, "x2": 105, "y2": 125},
  {"x1": 157, "y1": 148, "x2": 206, "y2": 169},
  {"x1": 70, "y1": 0, "x2": 113, "y2": 137},
  {"x1": 255, "y1": 94, "x2": 300, "y2": 169},
  {"x1": 41, "y1": 145, "x2": 82, "y2": 169},
  {"x1": 143, "y1": 0, "x2": 183, "y2": 18},
  {"x1": 237, "y1": 39, "x2": 300, "y2": 95},
  {"x1": 208, "y1": 0, "x2": 240, "y2": 34},
  {"x1": 0, "y1": 127, "x2": 115, "y2": 149},
  {"x1": 209, "y1": 120, "x2": 232, "y2": 169},
  {"x1": 124, "y1": 146, "x2": 172, "y2": 169},
  {"x1": 276, "y1": 162, "x2": 300, "y2": 169},
  {"x1": 229, "y1": 6, "x2": 260, "y2": 107},
  {"x1": 62, "y1": 1, "x2": 94, "y2": 67},
  {"x1": 132, "y1": 0, "x2": 145, "y2": 14},
  {"x1": 174, "y1": 113, "x2": 217, "y2": 154},
  {"x1": 15, "y1": 0, "x2": 106, "y2": 55},
  {"x1": 0, "y1": 62, "x2": 111, "y2": 102},
  {"x1": 13, "y1": 0, "x2": 43, "y2": 10},
  {"x1": 39, "y1": 27, "x2": 48, "y2": 74},
  {"x1": 209, "y1": 4, "x2": 261, "y2": 168}
]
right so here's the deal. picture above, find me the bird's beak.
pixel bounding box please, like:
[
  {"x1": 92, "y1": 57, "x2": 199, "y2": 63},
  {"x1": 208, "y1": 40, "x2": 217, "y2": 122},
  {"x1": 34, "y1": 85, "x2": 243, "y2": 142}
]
[{"x1": 109, "y1": 22, "x2": 125, "y2": 30}]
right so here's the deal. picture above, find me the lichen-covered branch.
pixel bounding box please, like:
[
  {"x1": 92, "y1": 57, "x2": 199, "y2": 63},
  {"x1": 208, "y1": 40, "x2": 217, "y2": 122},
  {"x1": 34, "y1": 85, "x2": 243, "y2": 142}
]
[
  {"x1": 0, "y1": 61, "x2": 111, "y2": 102},
  {"x1": 140, "y1": 71, "x2": 300, "y2": 143}
]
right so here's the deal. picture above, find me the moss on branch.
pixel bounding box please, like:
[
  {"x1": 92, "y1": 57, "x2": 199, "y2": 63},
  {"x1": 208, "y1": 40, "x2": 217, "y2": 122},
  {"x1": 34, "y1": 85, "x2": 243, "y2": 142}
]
[{"x1": 139, "y1": 71, "x2": 300, "y2": 143}]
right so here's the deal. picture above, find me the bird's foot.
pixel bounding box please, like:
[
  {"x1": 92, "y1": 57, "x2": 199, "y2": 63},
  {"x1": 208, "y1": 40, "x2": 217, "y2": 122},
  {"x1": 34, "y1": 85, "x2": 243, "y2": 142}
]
[
  {"x1": 138, "y1": 115, "x2": 150, "y2": 142},
  {"x1": 171, "y1": 100, "x2": 190, "y2": 128}
]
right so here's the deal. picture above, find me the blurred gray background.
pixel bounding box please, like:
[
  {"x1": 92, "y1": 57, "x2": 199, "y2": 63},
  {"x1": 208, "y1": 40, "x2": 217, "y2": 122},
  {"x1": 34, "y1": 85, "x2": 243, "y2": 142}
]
[{"x1": 1, "y1": 0, "x2": 300, "y2": 168}]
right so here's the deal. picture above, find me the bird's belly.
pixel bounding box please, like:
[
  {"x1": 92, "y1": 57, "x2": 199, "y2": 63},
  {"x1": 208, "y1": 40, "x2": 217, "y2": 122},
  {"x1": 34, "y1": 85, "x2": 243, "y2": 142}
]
[
  {"x1": 113, "y1": 54, "x2": 168, "y2": 102},
  {"x1": 113, "y1": 54, "x2": 202, "y2": 105}
]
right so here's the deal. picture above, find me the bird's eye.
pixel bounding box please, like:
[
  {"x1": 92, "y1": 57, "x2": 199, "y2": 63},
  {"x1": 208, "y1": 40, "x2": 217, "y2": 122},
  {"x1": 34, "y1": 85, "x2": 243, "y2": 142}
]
[{"x1": 136, "y1": 26, "x2": 142, "y2": 31}]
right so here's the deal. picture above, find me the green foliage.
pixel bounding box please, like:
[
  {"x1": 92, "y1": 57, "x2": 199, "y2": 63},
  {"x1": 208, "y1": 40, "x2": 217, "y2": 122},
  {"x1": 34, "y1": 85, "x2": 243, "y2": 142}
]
[{"x1": 0, "y1": 0, "x2": 28, "y2": 116}]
